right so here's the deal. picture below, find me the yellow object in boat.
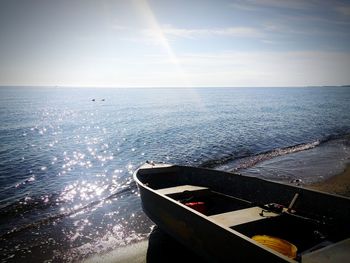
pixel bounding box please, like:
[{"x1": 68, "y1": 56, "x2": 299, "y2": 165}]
[{"x1": 252, "y1": 235, "x2": 297, "y2": 259}]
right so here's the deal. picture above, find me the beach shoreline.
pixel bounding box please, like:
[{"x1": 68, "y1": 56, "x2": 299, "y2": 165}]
[
  {"x1": 83, "y1": 240, "x2": 148, "y2": 263},
  {"x1": 307, "y1": 163, "x2": 350, "y2": 197}
]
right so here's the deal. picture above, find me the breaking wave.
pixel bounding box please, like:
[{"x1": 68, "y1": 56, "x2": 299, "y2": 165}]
[
  {"x1": 201, "y1": 140, "x2": 322, "y2": 171},
  {"x1": 233, "y1": 141, "x2": 321, "y2": 171}
]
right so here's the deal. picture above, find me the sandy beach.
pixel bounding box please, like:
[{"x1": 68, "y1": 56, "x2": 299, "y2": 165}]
[
  {"x1": 83, "y1": 241, "x2": 148, "y2": 263},
  {"x1": 308, "y1": 163, "x2": 350, "y2": 197}
]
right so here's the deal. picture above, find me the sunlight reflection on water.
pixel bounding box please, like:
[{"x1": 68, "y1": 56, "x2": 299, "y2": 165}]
[{"x1": 1, "y1": 87, "x2": 350, "y2": 262}]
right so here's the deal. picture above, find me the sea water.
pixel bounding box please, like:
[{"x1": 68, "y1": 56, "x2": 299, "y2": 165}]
[{"x1": 0, "y1": 87, "x2": 350, "y2": 262}]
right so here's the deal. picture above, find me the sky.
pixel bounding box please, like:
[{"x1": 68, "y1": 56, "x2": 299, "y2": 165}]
[{"x1": 0, "y1": 0, "x2": 350, "y2": 87}]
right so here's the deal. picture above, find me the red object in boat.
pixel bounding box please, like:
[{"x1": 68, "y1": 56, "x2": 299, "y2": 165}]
[{"x1": 184, "y1": 202, "x2": 206, "y2": 214}]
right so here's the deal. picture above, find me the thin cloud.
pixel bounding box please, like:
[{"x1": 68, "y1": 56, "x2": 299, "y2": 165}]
[
  {"x1": 263, "y1": 21, "x2": 335, "y2": 36},
  {"x1": 335, "y1": 4, "x2": 350, "y2": 16},
  {"x1": 143, "y1": 25, "x2": 262, "y2": 40},
  {"x1": 141, "y1": 51, "x2": 350, "y2": 87},
  {"x1": 230, "y1": 0, "x2": 312, "y2": 11},
  {"x1": 261, "y1": 11, "x2": 350, "y2": 39},
  {"x1": 231, "y1": 0, "x2": 350, "y2": 23},
  {"x1": 250, "y1": 0, "x2": 312, "y2": 10},
  {"x1": 112, "y1": 25, "x2": 128, "y2": 31}
]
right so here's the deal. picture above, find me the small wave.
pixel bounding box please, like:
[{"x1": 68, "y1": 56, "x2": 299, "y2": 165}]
[
  {"x1": 65, "y1": 228, "x2": 147, "y2": 262},
  {"x1": 201, "y1": 140, "x2": 322, "y2": 171},
  {"x1": 0, "y1": 184, "x2": 136, "y2": 239},
  {"x1": 232, "y1": 141, "x2": 321, "y2": 171},
  {"x1": 199, "y1": 153, "x2": 238, "y2": 169}
]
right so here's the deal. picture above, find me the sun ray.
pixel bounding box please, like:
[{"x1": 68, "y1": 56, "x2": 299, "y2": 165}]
[{"x1": 133, "y1": 0, "x2": 192, "y2": 88}]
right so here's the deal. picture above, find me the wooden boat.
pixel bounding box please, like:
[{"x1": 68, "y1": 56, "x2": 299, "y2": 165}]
[{"x1": 134, "y1": 163, "x2": 350, "y2": 263}]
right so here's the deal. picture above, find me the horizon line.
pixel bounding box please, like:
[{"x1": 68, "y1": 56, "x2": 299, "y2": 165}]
[{"x1": 0, "y1": 85, "x2": 350, "y2": 89}]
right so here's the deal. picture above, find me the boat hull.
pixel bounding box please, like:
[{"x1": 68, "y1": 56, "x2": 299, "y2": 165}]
[{"x1": 134, "y1": 164, "x2": 350, "y2": 263}]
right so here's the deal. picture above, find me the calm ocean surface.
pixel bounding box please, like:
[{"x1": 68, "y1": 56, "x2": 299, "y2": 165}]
[{"x1": 1, "y1": 87, "x2": 350, "y2": 262}]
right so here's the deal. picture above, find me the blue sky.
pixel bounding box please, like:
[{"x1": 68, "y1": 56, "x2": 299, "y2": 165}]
[{"x1": 0, "y1": 0, "x2": 350, "y2": 87}]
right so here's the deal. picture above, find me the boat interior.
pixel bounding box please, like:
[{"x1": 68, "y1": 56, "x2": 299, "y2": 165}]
[
  {"x1": 158, "y1": 184, "x2": 349, "y2": 261},
  {"x1": 137, "y1": 166, "x2": 350, "y2": 262}
]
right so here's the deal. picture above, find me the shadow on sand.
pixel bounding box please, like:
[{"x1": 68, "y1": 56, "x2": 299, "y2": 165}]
[{"x1": 146, "y1": 226, "x2": 204, "y2": 262}]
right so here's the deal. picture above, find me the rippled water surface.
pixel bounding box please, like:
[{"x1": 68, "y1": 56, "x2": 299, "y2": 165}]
[{"x1": 0, "y1": 87, "x2": 350, "y2": 261}]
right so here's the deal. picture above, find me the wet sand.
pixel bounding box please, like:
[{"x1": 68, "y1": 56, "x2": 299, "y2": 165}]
[
  {"x1": 83, "y1": 241, "x2": 148, "y2": 263},
  {"x1": 83, "y1": 226, "x2": 204, "y2": 263},
  {"x1": 308, "y1": 163, "x2": 350, "y2": 197}
]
